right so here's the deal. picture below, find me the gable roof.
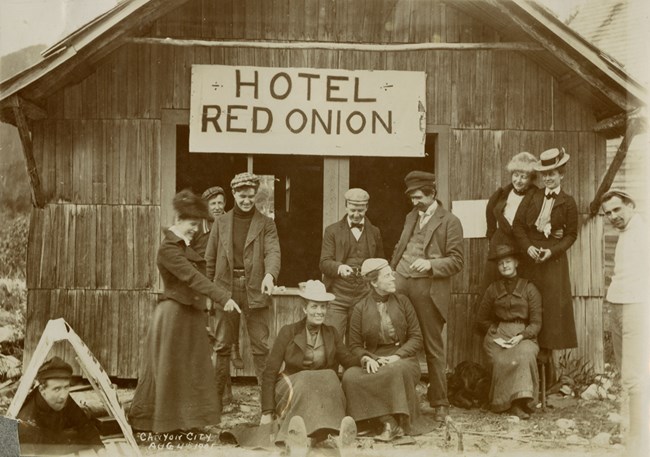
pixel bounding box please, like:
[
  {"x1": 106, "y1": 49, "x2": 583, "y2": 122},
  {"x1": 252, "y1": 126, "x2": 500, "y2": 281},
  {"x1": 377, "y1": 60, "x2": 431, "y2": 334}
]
[{"x1": 0, "y1": 0, "x2": 645, "y2": 127}]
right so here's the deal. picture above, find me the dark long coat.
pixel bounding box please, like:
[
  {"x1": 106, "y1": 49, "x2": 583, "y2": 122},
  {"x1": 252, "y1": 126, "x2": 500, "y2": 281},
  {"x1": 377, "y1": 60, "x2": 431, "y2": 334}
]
[
  {"x1": 512, "y1": 188, "x2": 578, "y2": 349},
  {"x1": 129, "y1": 230, "x2": 228, "y2": 432}
]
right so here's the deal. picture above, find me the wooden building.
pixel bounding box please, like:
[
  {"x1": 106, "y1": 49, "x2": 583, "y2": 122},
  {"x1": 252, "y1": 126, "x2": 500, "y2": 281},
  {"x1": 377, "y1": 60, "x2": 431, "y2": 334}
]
[{"x1": 0, "y1": 0, "x2": 645, "y2": 379}]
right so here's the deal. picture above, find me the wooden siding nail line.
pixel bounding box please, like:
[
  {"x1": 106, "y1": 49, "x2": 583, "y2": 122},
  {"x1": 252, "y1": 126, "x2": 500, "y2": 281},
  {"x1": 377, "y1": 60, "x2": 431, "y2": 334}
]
[{"x1": 126, "y1": 37, "x2": 545, "y2": 52}]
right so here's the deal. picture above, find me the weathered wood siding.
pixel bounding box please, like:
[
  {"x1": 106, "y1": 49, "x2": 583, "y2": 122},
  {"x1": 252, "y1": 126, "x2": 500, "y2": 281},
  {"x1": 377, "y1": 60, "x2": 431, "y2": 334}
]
[{"x1": 26, "y1": 0, "x2": 607, "y2": 377}]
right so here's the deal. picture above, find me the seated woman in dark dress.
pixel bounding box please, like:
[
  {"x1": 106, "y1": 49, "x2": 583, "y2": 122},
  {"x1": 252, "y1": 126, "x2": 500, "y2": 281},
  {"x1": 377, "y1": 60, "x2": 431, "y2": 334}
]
[
  {"x1": 476, "y1": 245, "x2": 542, "y2": 420},
  {"x1": 260, "y1": 280, "x2": 359, "y2": 449},
  {"x1": 342, "y1": 258, "x2": 423, "y2": 442}
]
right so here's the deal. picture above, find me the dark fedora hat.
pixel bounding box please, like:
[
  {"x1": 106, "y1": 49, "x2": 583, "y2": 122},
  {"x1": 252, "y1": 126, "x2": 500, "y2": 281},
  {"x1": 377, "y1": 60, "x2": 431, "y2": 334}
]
[
  {"x1": 488, "y1": 244, "x2": 519, "y2": 262},
  {"x1": 173, "y1": 189, "x2": 210, "y2": 220}
]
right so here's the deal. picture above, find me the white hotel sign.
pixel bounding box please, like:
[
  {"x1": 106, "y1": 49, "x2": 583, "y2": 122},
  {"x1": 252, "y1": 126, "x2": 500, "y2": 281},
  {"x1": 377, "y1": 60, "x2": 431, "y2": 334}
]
[{"x1": 190, "y1": 65, "x2": 426, "y2": 157}]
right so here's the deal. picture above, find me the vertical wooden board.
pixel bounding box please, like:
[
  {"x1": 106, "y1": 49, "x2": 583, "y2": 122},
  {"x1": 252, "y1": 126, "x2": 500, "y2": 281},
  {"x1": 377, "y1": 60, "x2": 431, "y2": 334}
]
[
  {"x1": 104, "y1": 122, "x2": 115, "y2": 204},
  {"x1": 26, "y1": 207, "x2": 42, "y2": 289},
  {"x1": 116, "y1": 49, "x2": 130, "y2": 120},
  {"x1": 46, "y1": 89, "x2": 65, "y2": 120},
  {"x1": 92, "y1": 121, "x2": 106, "y2": 204},
  {"x1": 243, "y1": 0, "x2": 262, "y2": 39},
  {"x1": 31, "y1": 121, "x2": 45, "y2": 198},
  {"x1": 316, "y1": 0, "x2": 334, "y2": 41},
  {"x1": 489, "y1": 51, "x2": 508, "y2": 130},
  {"x1": 332, "y1": 0, "x2": 348, "y2": 42},
  {"x1": 287, "y1": 0, "x2": 306, "y2": 41},
  {"x1": 444, "y1": 3, "x2": 460, "y2": 43},
  {"x1": 74, "y1": 206, "x2": 87, "y2": 288},
  {"x1": 23, "y1": 290, "x2": 45, "y2": 370},
  {"x1": 230, "y1": 0, "x2": 245, "y2": 38},
  {"x1": 174, "y1": 47, "x2": 194, "y2": 110},
  {"x1": 125, "y1": 207, "x2": 136, "y2": 290},
  {"x1": 44, "y1": 120, "x2": 58, "y2": 200},
  {"x1": 83, "y1": 121, "x2": 94, "y2": 204},
  {"x1": 133, "y1": 207, "x2": 146, "y2": 289},
  {"x1": 504, "y1": 53, "x2": 524, "y2": 131},
  {"x1": 303, "y1": 0, "x2": 319, "y2": 40},
  {"x1": 55, "y1": 120, "x2": 72, "y2": 201},
  {"x1": 111, "y1": 206, "x2": 125, "y2": 289},
  {"x1": 148, "y1": 44, "x2": 161, "y2": 119},
  {"x1": 95, "y1": 205, "x2": 109, "y2": 289},
  {"x1": 135, "y1": 44, "x2": 149, "y2": 119},
  {"x1": 411, "y1": 0, "x2": 433, "y2": 42},
  {"x1": 391, "y1": 0, "x2": 412, "y2": 43},
  {"x1": 95, "y1": 59, "x2": 108, "y2": 120},
  {"x1": 237, "y1": 47, "x2": 257, "y2": 66},
  {"x1": 118, "y1": 121, "x2": 128, "y2": 204},
  {"x1": 151, "y1": 121, "x2": 162, "y2": 205},
  {"x1": 82, "y1": 72, "x2": 98, "y2": 120},
  {"x1": 63, "y1": 83, "x2": 82, "y2": 120},
  {"x1": 38, "y1": 206, "x2": 54, "y2": 289}
]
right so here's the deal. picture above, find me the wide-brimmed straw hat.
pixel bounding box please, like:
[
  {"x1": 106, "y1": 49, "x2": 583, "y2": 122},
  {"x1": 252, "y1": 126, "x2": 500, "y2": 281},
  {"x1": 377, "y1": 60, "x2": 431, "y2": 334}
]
[
  {"x1": 488, "y1": 244, "x2": 519, "y2": 262},
  {"x1": 298, "y1": 280, "x2": 335, "y2": 302},
  {"x1": 535, "y1": 148, "x2": 570, "y2": 171}
]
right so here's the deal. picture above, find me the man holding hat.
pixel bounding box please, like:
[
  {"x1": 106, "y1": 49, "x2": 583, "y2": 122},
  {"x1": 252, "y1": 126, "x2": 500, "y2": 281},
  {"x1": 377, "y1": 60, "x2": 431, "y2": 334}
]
[
  {"x1": 390, "y1": 170, "x2": 464, "y2": 422},
  {"x1": 600, "y1": 189, "x2": 649, "y2": 455},
  {"x1": 206, "y1": 172, "x2": 281, "y2": 400},
  {"x1": 320, "y1": 188, "x2": 384, "y2": 339},
  {"x1": 17, "y1": 357, "x2": 102, "y2": 447}
]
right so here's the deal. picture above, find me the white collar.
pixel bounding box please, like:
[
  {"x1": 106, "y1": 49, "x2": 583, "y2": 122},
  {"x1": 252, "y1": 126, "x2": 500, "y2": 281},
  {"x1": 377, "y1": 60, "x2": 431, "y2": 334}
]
[
  {"x1": 617, "y1": 213, "x2": 638, "y2": 233},
  {"x1": 169, "y1": 226, "x2": 191, "y2": 246},
  {"x1": 419, "y1": 201, "x2": 438, "y2": 217},
  {"x1": 545, "y1": 186, "x2": 561, "y2": 196}
]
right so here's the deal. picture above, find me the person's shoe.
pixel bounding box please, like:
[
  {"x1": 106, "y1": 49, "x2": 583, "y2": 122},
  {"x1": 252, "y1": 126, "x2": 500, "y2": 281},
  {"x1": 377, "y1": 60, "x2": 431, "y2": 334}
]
[
  {"x1": 433, "y1": 406, "x2": 449, "y2": 423},
  {"x1": 231, "y1": 346, "x2": 245, "y2": 370},
  {"x1": 286, "y1": 415, "x2": 309, "y2": 457},
  {"x1": 374, "y1": 422, "x2": 404, "y2": 442},
  {"x1": 508, "y1": 404, "x2": 530, "y2": 420},
  {"x1": 520, "y1": 400, "x2": 535, "y2": 415},
  {"x1": 337, "y1": 416, "x2": 357, "y2": 449}
]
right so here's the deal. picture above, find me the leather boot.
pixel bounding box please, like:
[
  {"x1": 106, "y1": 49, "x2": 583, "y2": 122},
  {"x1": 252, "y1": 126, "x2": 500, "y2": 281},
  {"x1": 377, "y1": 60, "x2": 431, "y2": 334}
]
[
  {"x1": 231, "y1": 343, "x2": 244, "y2": 370},
  {"x1": 215, "y1": 355, "x2": 231, "y2": 407},
  {"x1": 252, "y1": 355, "x2": 267, "y2": 385}
]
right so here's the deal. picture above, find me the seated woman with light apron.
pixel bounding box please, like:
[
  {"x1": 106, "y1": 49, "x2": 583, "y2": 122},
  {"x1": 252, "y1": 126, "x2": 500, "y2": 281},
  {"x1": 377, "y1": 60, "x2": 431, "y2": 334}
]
[{"x1": 476, "y1": 244, "x2": 542, "y2": 420}]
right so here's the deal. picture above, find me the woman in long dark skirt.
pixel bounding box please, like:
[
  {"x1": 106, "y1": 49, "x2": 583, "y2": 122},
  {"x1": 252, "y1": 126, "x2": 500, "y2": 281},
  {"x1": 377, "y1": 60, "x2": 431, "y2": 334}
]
[
  {"x1": 129, "y1": 190, "x2": 240, "y2": 433},
  {"x1": 342, "y1": 258, "x2": 423, "y2": 442},
  {"x1": 259, "y1": 280, "x2": 359, "y2": 450},
  {"x1": 476, "y1": 245, "x2": 542, "y2": 419},
  {"x1": 513, "y1": 148, "x2": 578, "y2": 380}
]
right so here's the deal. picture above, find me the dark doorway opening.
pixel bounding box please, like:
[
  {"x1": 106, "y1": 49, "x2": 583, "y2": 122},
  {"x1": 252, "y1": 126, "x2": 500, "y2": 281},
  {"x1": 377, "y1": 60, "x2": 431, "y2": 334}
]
[
  {"x1": 176, "y1": 126, "x2": 323, "y2": 287},
  {"x1": 349, "y1": 134, "x2": 436, "y2": 257}
]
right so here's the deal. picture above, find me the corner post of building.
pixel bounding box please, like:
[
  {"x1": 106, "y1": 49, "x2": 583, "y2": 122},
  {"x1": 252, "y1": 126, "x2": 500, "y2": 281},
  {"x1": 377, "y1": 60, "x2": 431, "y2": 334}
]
[
  {"x1": 10, "y1": 95, "x2": 46, "y2": 208},
  {"x1": 589, "y1": 113, "x2": 646, "y2": 215},
  {"x1": 322, "y1": 158, "x2": 350, "y2": 230}
]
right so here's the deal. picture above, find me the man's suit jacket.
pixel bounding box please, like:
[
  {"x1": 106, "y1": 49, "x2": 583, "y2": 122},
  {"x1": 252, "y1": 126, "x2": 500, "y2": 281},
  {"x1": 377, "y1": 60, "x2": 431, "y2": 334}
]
[
  {"x1": 260, "y1": 319, "x2": 359, "y2": 412},
  {"x1": 205, "y1": 209, "x2": 281, "y2": 308},
  {"x1": 319, "y1": 216, "x2": 384, "y2": 290},
  {"x1": 390, "y1": 203, "x2": 464, "y2": 320}
]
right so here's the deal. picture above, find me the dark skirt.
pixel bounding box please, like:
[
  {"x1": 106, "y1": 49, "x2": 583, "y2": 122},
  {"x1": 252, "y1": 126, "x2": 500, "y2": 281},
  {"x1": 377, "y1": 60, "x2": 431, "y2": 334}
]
[
  {"x1": 524, "y1": 238, "x2": 577, "y2": 349},
  {"x1": 129, "y1": 299, "x2": 221, "y2": 433},
  {"x1": 342, "y1": 350, "x2": 422, "y2": 435},
  {"x1": 484, "y1": 322, "x2": 539, "y2": 412},
  {"x1": 273, "y1": 369, "x2": 346, "y2": 444}
]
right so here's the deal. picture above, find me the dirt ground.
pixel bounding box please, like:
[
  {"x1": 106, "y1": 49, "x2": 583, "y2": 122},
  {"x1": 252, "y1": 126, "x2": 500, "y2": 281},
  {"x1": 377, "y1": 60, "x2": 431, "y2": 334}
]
[{"x1": 125, "y1": 380, "x2": 625, "y2": 457}]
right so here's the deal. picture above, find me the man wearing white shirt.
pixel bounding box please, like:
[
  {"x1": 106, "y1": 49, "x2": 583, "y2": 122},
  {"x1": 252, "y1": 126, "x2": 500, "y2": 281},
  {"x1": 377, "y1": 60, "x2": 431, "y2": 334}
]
[
  {"x1": 390, "y1": 171, "x2": 464, "y2": 422},
  {"x1": 601, "y1": 189, "x2": 649, "y2": 456},
  {"x1": 320, "y1": 188, "x2": 384, "y2": 339}
]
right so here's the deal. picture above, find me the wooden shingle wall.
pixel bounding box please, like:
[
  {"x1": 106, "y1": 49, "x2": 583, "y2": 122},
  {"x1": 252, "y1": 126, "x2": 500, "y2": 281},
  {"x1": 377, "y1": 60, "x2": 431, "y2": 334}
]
[{"x1": 26, "y1": 0, "x2": 607, "y2": 377}]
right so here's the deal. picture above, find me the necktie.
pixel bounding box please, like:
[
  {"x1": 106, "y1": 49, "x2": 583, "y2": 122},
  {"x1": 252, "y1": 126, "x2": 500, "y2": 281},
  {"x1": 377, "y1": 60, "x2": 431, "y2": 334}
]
[
  {"x1": 350, "y1": 223, "x2": 363, "y2": 230},
  {"x1": 545, "y1": 193, "x2": 557, "y2": 200}
]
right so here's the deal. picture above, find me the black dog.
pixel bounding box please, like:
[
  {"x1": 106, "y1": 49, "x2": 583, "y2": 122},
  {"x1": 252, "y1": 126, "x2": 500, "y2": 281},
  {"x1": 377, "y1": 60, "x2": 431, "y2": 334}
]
[{"x1": 447, "y1": 361, "x2": 490, "y2": 409}]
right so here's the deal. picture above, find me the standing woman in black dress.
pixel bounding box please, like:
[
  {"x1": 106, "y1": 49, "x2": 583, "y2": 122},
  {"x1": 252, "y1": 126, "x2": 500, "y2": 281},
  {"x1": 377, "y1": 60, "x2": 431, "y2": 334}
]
[
  {"x1": 513, "y1": 148, "x2": 578, "y2": 378},
  {"x1": 481, "y1": 152, "x2": 538, "y2": 292},
  {"x1": 129, "y1": 190, "x2": 240, "y2": 433}
]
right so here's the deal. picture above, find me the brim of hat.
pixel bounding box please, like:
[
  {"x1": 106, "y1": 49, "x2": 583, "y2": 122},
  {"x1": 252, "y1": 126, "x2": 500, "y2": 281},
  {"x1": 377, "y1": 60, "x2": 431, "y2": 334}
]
[
  {"x1": 488, "y1": 251, "x2": 519, "y2": 261},
  {"x1": 404, "y1": 184, "x2": 427, "y2": 194},
  {"x1": 299, "y1": 292, "x2": 335, "y2": 302},
  {"x1": 38, "y1": 369, "x2": 73, "y2": 380},
  {"x1": 534, "y1": 154, "x2": 570, "y2": 171}
]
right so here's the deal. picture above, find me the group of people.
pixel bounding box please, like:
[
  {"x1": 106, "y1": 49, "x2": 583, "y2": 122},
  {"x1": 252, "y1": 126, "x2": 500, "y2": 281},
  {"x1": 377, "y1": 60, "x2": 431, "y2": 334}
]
[{"x1": 15, "y1": 147, "x2": 646, "y2": 455}]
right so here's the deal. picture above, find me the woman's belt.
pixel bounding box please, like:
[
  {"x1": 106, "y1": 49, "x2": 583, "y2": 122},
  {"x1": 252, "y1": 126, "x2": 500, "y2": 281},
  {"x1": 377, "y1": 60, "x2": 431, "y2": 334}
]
[{"x1": 499, "y1": 318, "x2": 527, "y2": 325}]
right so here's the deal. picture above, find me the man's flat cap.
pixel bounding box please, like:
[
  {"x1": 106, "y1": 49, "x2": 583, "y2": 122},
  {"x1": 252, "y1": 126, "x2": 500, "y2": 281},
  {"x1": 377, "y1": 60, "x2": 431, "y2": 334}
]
[
  {"x1": 404, "y1": 170, "x2": 436, "y2": 194},
  {"x1": 230, "y1": 172, "x2": 260, "y2": 190},
  {"x1": 344, "y1": 188, "x2": 370, "y2": 204},
  {"x1": 37, "y1": 356, "x2": 73, "y2": 382}
]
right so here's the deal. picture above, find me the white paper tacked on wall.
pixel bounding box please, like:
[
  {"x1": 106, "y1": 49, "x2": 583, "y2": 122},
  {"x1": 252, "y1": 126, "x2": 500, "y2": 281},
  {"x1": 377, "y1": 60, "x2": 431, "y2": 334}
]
[{"x1": 451, "y1": 200, "x2": 489, "y2": 239}]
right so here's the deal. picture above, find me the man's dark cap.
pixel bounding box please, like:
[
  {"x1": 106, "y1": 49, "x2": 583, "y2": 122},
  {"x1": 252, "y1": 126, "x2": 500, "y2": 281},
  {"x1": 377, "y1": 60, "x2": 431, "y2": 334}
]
[
  {"x1": 37, "y1": 356, "x2": 73, "y2": 382},
  {"x1": 404, "y1": 170, "x2": 436, "y2": 194}
]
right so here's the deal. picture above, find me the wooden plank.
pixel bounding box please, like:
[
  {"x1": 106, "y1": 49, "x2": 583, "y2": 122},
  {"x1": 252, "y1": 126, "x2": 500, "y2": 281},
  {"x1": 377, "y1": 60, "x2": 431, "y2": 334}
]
[
  {"x1": 11, "y1": 97, "x2": 45, "y2": 207},
  {"x1": 92, "y1": 121, "x2": 106, "y2": 204},
  {"x1": 95, "y1": 205, "x2": 112, "y2": 289},
  {"x1": 26, "y1": 207, "x2": 44, "y2": 290},
  {"x1": 111, "y1": 206, "x2": 125, "y2": 289},
  {"x1": 125, "y1": 207, "x2": 135, "y2": 290},
  {"x1": 322, "y1": 158, "x2": 349, "y2": 230}
]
